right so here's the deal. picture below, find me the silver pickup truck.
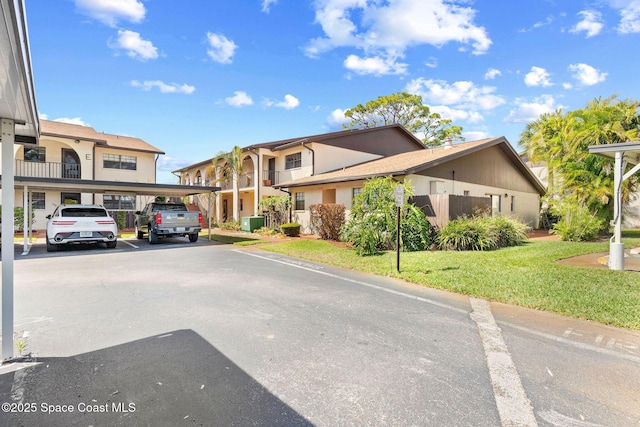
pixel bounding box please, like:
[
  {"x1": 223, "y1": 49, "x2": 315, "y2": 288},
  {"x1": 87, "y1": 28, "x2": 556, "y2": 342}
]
[{"x1": 134, "y1": 202, "x2": 202, "y2": 244}]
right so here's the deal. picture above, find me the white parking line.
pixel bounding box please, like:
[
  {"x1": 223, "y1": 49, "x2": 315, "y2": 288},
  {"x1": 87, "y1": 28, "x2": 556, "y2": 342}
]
[
  {"x1": 470, "y1": 297, "x2": 538, "y2": 427},
  {"x1": 121, "y1": 239, "x2": 139, "y2": 249},
  {"x1": 234, "y1": 250, "x2": 468, "y2": 314},
  {"x1": 238, "y1": 251, "x2": 539, "y2": 426}
]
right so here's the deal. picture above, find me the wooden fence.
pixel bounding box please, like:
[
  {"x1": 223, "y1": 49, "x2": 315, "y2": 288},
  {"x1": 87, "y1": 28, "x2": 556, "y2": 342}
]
[{"x1": 409, "y1": 194, "x2": 491, "y2": 229}]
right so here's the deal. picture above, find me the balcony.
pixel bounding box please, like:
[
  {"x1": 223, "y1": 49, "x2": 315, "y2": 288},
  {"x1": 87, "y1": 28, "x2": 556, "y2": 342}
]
[
  {"x1": 16, "y1": 159, "x2": 81, "y2": 179},
  {"x1": 262, "y1": 170, "x2": 279, "y2": 186}
]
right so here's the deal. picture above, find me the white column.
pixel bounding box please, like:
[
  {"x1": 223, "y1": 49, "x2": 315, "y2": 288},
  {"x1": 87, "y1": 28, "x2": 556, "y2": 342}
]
[
  {"x1": 609, "y1": 151, "x2": 624, "y2": 270},
  {"x1": 1, "y1": 119, "x2": 15, "y2": 360},
  {"x1": 23, "y1": 185, "x2": 28, "y2": 253}
]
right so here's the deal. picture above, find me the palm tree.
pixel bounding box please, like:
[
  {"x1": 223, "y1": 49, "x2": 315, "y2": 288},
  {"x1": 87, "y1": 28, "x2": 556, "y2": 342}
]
[
  {"x1": 519, "y1": 95, "x2": 640, "y2": 228},
  {"x1": 207, "y1": 146, "x2": 244, "y2": 222}
]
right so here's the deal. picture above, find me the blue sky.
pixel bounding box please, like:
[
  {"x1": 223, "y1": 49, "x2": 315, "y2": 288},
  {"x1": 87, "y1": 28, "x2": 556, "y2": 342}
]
[{"x1": 26, "y1": 0, "x2": 640, "y2": 183}]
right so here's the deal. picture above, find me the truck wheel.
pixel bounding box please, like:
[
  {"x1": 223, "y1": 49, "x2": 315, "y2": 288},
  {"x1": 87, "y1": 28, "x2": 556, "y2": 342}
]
[
  {"x1": 148, "y1": 228, "x2": 158, "y2": 244},
  {"x1": 46, "y1": 236, "x2": 58, "y2": 252},
  {"x1": 135, "y1": 224, "x2": 144, "y2": 239},
  {"x1": 188, "y1": 233, "x2": 198, "y2": 242}
]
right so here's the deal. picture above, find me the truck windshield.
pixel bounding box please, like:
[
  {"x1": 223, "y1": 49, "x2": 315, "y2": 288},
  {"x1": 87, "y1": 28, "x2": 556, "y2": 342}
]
[{"x1": 152, "y1": 204, "x2": 186, "y2": 211}]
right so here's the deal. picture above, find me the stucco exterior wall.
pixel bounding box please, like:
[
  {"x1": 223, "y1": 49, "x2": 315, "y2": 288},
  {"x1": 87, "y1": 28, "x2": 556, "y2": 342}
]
[
  {"x1": 312, "y1": 144, "x2": 381, "y2": 175},
  {"x1": 94, "y1": 147, "x2": 156, "y2": 183}
]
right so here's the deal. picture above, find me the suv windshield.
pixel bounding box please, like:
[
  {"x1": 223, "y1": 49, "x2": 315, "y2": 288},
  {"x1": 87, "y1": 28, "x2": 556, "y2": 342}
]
[{"x1": 61, "y1": 208, "x2": 108, "y2": 217}]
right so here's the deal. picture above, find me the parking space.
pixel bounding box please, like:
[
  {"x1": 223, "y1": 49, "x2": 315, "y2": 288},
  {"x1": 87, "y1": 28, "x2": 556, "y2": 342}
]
[{"x1": 9, "y1": 236, "x2": 222, "y2": 259}]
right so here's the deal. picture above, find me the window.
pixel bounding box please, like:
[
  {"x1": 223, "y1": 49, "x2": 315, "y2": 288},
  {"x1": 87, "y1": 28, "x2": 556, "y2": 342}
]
[
  {"x1": 31, "y1": 192, "x2": 45, "y2": 209},
  {"x1": 103, "y1": 154, "x2": 137, "y2": 170},
  {"x1": 24, "y1": 146, "x2": 45, "y2": 162},
  {"x1": 285, "y1": 152, "x2": 302, "y2": 170},
  {"x1": 430, "y1": 180, "x2": 443, "y2": 194},
  {"x1": 295, "y1": 192, "x2": 305, "y2": 211},
  {"x1": 463, "y1": 190, "x2": 470, "y2": 196},
  {"x1": 103, "y1": 195, "x2": 136, "y2": 210},
  {"x1": 510, "y1": 196, "x2": 515, "y2": 212},
  {"x1": 352, "y1": 187, "x2": 362, "y2": 200},
  {"x1": 240, "y1": 198, "x2": 244, "y2": 211}
]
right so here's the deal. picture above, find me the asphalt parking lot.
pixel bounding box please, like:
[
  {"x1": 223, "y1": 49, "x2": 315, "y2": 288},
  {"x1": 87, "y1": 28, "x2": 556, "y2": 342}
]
[
  {"x1": 1, "y1": 238, "x2": 639, "y2": 426},
  {"x1": 12, "y1": 235, "x2": 220, "y2": 259}
]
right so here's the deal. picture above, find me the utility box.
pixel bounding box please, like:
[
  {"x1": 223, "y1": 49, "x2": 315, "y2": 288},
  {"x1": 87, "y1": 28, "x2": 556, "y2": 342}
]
[{"x1": 241, "y1": 216, "x2": 264, "y2": 232}]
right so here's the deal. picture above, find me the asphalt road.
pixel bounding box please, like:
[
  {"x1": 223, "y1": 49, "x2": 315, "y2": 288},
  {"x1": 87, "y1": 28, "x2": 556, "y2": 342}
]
[{"x1": 0, "y1": 238, "x2": 638, "y2": 426}]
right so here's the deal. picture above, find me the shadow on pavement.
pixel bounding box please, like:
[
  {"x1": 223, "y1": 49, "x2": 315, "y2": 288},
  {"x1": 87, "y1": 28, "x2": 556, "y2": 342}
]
[{"x1": 0, "y1": 330, "x2": 312, "y2": 426}]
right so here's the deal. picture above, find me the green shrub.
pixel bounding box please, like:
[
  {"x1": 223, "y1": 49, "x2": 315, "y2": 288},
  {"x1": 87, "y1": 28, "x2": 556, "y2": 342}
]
[
  {"x1": 220, "y1": 221, "x2": 241, "y2": 231},
  {"x1": 255, "y1": 226, "x2": 278, "y2": 236},
  {"x1": 1, "y1": 206, "x2": 35, "y2": 232},
  {"x1": 550, "y1": 200, "x2": 603, "y2": 241},
  {"x1": 341, "y1": 176, "x2": 425, "y2": 256},
  {"x1": 280, "y1": 223, "x2": 301, "y2": 237},
  {"x1": 437, "y1": 215, "x2": 530, "y2": 251},
  {"x1": 492, "y1": 216, "x2": 530, "y2": 247},
  {"x1": 438, "y1": 216, "x2": 497, "y2": 251},
  {"x1": 116, "y1": 210, "x2": 126, "y2": 230},
  {"x1": 400, "y1": 204, "x2": 435, "y2": 252},
  {"x1": 309, "y1": 203, "x2": 345, "y2": 240}
]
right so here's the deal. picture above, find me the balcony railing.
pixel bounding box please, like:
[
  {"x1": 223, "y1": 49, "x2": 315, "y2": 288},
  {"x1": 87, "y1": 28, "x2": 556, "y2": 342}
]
[
  {"x1": 214, "y1": 171, "x2": 279, "y2": 190},
  {"x1": 16, "y1": 159, "x2": 81, "y2": 179},
  {"x1": 262, "y1": 170, "x2": 279, "y2": 186}
]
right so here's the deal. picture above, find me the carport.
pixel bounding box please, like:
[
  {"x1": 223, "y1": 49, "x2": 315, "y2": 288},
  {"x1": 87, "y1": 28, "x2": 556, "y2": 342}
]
[
  {"x1": 2, "y1": 176, "x2": 221, "y2": 253},
  {"x1": 1, "y1": 0, "x2": 40, "y2": 360},
  {"x1": 589, "y1": 142, "x2": 640, "y2": 270}
]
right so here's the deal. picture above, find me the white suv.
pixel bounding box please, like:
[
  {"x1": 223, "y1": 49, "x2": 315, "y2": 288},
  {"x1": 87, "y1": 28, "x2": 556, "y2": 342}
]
[{"x1": 46, "y1": 204, "x2": 118, "y2": 252}]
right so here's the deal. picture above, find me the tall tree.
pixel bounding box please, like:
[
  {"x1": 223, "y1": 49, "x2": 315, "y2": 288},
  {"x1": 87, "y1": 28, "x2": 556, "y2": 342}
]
[
  {"x1": 343, "y1": 92, "x2": 463, "y2": 147},
  {"x1": 519, "y1": 95, "x2": 640, "y2": 226},
  {"x1": 207, "y1": 146, "x2": 244, "y2": 222}
]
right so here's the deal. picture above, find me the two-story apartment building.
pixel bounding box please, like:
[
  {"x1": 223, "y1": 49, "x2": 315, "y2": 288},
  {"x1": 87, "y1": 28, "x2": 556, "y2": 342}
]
[
  {"x1": 175, "y1": 125, "x2": 545, "y2": 231},
  {"x1": 3, "y1": 120, "x2": 209, "y2": 232}
]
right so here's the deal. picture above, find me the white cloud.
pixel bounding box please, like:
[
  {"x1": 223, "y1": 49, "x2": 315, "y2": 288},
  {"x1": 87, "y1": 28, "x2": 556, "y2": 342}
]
[
  {"x1": 343, "y1": 54, "x2": 408, "y2": 76},
  {"x1": 326, "y1": 108, "x2": 350, "y2": 129},
  {"x1": 262, "y1": 0, "x2": 278, "y2": 13},
  {"x1": 463, "y1": 130, "x2": 491, "y2": 141},
  {"x1": 610, "y1": 0, "x2": 640, "y2": 33},
  {"x1": 305, "y1": 0, "x2": 491, "y2": 75},
  {"x1": 425, "y1": 56, "x2": 438, "y2": 68},
  {"x1": 53, "y1": 117, "x2": 91, "y2": 126},
  {"x1": 264, "y1": 94, "x2": 300, "y2": 109},
  {"x1": 484, "y1": 68, "x2": 501, "y2": 80},
  {"x1": 225, "y1": 91, "x2": 253, "y2": 107},
  {"x1": 73, "y1": 0, "x2": 145, "y2": 27},
  {"x1": 524, "y1": 66, "x2": 552, "y2": 87},
  {"x1": 206, "y1": 32, "x2": 238, "y2": 64},
  {"x1": 563, "y1": 82, "x2": 573, "y2": 89},
  {"x1": 431, "y1": 105, "x2": 484, "y2": 123},
  {"x1": 568, "y1": 63, "x2": 607, "y2": 85},
  {"x1": 404, "y1": 78, "x2": 504, "y2": 127},
  {"x1": 570, "y1": 10, "x2": 604, "y2": 37},
  {"x1": 276, "y1": 94, "x2": 300, "y2": 109},
  {"x1": 406, "y1": 78, "x2": 506, "y2": 111},
  {"x1": 157, "y1": 156, "x2": 190, "y2": 172},
  {"x1": 504, "y1": 95, "x2": 559, "y2": 124},
  {"x1": 130, "y1": 80, "x2": 195, "y2": 94},
  {"x1": 110, "y1": 30, "x2": 158, "y2": 61}
]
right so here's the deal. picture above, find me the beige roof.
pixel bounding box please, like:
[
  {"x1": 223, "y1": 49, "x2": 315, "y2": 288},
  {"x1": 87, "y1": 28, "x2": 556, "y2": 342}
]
[
  {"x1": 40, "y1": 120, "x2": 165, "y2": 154},
  {"x1": 276, "y1": 136, "x2": 546, "y2": 194}
]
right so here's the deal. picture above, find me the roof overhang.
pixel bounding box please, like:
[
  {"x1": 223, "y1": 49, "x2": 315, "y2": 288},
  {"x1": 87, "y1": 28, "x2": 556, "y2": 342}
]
[
  {"x1": 4, "y1": 176, "x2": 220, "y2": 198},
  {"x1": 589, "y1": 142, "x2": 640, "y2": 165},
  {"x1": 0, "y1": 0, "x2": 39, "y2": 144}
]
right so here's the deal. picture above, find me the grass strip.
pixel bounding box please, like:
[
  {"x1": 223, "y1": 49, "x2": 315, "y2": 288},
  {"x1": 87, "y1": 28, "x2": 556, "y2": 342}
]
[{"x1": 260, "y1": 237, "x2": 640, "y2": 330}]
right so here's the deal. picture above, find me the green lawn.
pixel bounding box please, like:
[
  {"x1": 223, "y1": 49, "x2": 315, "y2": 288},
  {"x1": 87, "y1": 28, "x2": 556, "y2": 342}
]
[{"x1": 259, "y1": 236, "x2": 640, "y2": 330}]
